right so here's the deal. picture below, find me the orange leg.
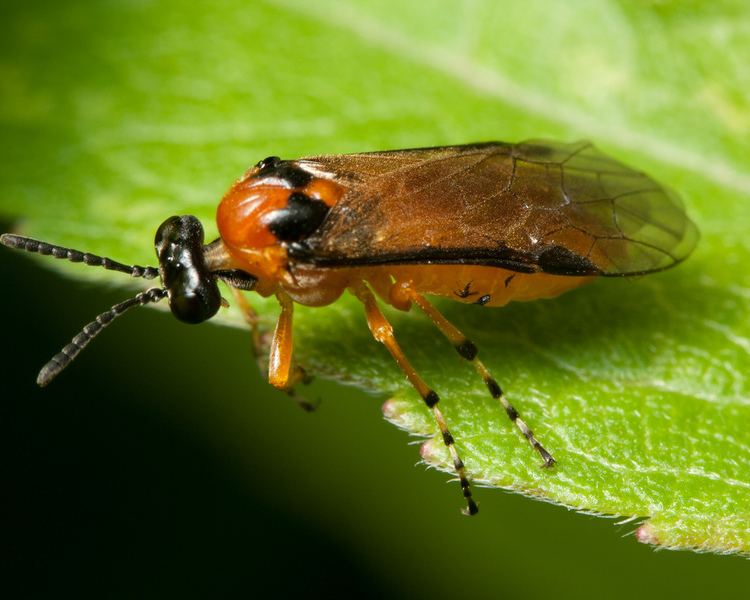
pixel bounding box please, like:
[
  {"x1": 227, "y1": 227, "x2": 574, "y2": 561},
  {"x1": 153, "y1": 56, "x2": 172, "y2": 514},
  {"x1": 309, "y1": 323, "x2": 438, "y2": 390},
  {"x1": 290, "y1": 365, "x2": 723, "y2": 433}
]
[
  {"x1": 231, "y1": 288, "x2": 315, "y2": 411},
  {"x1": 229, "y1": 287, "x2": 265, "y2": 367},
  {"x1": 269, "y1": 291, "x2": 316, "y2": 410},
  {"x1": 396, "y1": 284, "x2": 555, "y2": 468},
  {"x1": 352, "y1": 282, "x2": 478, "y2": 515},
  {"x1": 269, "y1": 292, "x2": 295, "y2": 389}
]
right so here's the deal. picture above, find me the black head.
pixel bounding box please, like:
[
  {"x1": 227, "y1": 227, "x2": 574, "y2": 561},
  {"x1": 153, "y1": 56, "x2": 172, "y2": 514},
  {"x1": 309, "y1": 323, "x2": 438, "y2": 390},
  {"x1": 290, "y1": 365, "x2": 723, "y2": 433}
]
[{"x1": 155, "y1": 215, "x2": 222, "y2": 324}]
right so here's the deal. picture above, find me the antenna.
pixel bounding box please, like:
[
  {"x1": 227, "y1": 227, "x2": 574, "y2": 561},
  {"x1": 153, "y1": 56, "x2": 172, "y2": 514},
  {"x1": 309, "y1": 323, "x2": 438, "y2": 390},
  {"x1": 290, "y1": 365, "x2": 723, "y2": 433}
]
[
  {"x1": 0, "y1": 233, "x2": 159, "y2": 279},
  {"x1": 36, "y1": 287, "x2": 168, "y2": 386},
  {"x1": 1, "y1": 232, "x2": 169, "y2": 386}
]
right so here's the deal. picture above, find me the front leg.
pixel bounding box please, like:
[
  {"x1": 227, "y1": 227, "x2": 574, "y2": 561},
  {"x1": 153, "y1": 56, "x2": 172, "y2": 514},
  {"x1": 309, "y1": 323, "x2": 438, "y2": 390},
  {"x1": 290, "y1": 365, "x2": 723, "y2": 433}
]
[
  {"x1": 268, "y1": 291, "x2": 316, "y2": 411},
  {"x1": 229, "y1": 287, "x2": 266, "y2": 373}
]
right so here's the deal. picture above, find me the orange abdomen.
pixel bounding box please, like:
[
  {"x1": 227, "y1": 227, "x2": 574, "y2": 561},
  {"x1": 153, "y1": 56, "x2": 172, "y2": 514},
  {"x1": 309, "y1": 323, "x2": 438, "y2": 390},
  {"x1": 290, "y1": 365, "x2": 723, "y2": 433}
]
[{"x1": 357, "y1": 264, "x2": 592, "y2": 309}]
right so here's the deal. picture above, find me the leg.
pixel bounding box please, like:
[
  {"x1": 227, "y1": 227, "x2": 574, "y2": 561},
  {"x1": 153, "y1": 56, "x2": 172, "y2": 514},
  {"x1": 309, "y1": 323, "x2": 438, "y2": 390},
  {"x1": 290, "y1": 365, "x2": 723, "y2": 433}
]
[
  {"x1": 268, "y1": 291, "x2": 316, "y2": 410},
  {"x1": 399, "y1": 285, "x2": 555, "y2": 468},
  {"x1": 269, "y1": 291, "x2": 295, "y2": 390},
  {"x1": 229, "y1": 287, "x2": 265, "y2": 368},
  {"x1": 352, "y1": 282, "x2": 478, "y2": 515},
  {"x1": 232, "y1": 288, "x2": 315, "y2": 411}
]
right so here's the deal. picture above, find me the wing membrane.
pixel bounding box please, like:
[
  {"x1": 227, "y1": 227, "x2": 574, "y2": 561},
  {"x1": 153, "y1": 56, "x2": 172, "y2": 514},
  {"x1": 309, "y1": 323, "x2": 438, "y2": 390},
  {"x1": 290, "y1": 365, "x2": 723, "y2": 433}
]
[{"x1": 298, "y1": 140, "x2": 698, "y2": 276}]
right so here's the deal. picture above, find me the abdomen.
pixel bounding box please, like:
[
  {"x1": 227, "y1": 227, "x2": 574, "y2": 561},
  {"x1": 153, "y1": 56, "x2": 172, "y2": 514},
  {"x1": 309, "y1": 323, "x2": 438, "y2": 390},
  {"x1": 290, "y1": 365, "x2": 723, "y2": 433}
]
[{"x1": 360, "y1": 264, "x2": 593, "y2": 307}]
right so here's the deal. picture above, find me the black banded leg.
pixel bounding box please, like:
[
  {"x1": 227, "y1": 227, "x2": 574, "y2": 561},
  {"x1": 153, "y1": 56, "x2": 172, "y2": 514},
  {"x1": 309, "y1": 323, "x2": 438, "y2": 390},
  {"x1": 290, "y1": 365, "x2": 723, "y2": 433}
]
[
  {"x1": 405, "y1": 288, "x2": 555, "y2": 468},
  {"x1": 352, "y1": 282, "x2": 478, "y2": 515}
]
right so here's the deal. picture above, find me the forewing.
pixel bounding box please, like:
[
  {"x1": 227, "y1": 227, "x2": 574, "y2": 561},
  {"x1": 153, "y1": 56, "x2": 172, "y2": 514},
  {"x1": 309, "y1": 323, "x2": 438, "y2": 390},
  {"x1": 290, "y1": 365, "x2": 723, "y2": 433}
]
[
  {"x1": 511, "y1": 140, "x2": 699, "y2": 275},
  {"x1": 299, "y1": 141, "x2": 698, "y2": 276}
]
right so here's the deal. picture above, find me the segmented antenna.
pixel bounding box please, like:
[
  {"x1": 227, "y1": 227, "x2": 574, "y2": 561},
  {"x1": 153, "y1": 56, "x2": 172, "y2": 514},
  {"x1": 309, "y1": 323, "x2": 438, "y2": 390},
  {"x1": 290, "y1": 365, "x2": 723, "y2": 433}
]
[
  {"x1": 37, "y1": 287, "x2": 169, "y2": 387},
  {"x1": 0, "y1": 233, "x2": 159, "y2": 279}
]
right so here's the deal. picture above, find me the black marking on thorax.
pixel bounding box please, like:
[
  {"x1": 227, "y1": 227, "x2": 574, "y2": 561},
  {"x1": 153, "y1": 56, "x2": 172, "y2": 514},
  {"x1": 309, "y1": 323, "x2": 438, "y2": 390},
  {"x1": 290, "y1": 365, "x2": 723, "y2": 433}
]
[
  {"x1": 266, "y1": 192, "x2": 331, "y2": 243},
  {"x1": 254, "y1": 157, "x2": 313, "y2": 188}
]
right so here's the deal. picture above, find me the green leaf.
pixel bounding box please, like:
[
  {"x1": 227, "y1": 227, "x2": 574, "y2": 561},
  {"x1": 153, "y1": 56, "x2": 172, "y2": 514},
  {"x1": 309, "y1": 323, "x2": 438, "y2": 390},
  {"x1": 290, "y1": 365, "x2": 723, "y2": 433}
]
[{"x1": 2, "y1": 0, "x2": 748, "y2": 554}]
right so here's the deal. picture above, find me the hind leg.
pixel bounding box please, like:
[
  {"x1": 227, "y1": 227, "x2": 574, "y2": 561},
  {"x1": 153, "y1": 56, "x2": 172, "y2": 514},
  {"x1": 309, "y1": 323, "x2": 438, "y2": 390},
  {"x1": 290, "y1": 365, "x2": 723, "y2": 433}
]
[
  {"x1": 352, "y1": 282, "x2": 478, "y2": 515},
  {"x1": 394, "y1": 283, "x2": 555, "y2": 468}
]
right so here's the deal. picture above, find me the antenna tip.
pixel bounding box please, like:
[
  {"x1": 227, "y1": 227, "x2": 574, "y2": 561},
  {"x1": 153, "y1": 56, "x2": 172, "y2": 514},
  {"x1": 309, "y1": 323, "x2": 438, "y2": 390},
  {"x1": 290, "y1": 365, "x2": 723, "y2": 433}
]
[
  {"x1": 36, "y1": 362, "x2": 58, "y2": 387},
  {"x1": 1, "y1": 233, "x2": 19, "y2": 248}
]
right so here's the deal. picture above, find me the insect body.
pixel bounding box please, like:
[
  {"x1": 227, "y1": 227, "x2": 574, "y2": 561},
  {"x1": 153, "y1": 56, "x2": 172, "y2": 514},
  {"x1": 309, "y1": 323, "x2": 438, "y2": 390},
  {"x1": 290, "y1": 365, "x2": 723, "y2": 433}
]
[{"x1": 1, "y1": 140, "x2": 698, "y2": 515}]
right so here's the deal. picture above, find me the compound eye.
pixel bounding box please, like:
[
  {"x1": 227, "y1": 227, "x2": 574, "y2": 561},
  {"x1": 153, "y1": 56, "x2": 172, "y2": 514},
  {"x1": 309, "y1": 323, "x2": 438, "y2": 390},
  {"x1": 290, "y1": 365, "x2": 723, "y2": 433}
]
[
  {"x1": 168, "y1": 286, "x2": 220, "y2": 324},
  {"x1": 264, "y1": 192, "x2": 330, "y2": 242}
]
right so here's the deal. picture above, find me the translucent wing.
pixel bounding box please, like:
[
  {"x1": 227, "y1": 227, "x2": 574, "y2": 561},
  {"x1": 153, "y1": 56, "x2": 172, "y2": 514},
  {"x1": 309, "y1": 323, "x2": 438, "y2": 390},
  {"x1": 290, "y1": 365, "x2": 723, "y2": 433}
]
[{"x1": 296, "y1": 140, "x2": 699, "y2": 276}]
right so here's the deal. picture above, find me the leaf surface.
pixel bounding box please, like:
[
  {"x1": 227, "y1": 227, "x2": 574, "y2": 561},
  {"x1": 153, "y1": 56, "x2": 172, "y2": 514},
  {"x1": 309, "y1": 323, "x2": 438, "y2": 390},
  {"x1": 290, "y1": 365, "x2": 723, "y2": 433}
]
[{"x1": 1, "y1": 0, "x2": 748, "y2": 554}]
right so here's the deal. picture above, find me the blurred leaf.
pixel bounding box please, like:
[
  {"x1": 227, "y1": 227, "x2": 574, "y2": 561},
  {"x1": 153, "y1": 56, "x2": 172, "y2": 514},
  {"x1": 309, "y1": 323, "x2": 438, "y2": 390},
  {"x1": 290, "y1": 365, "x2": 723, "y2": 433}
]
[{"x1": 1, "y1": 0, "x2": 748, "y2": 554}]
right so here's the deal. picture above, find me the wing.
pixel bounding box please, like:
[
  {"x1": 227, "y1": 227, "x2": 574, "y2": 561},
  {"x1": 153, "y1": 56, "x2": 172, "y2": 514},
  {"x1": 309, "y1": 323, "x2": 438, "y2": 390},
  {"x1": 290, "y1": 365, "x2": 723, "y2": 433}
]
[{"x1": 293, "y1": 140, "x2": 699, "y2": 276}]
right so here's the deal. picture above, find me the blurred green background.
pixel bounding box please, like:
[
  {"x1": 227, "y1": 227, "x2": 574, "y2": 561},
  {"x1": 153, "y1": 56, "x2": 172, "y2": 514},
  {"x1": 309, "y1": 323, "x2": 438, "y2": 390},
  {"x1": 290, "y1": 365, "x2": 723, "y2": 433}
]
[{"x1": 2, "y1": 0, "x2": 749, "y2": 597}]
